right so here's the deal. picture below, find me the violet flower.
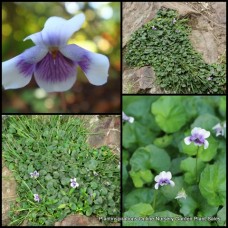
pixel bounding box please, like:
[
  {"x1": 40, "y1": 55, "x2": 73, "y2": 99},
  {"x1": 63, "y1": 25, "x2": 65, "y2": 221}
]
[
  {"x1": 184, "y1": 127, "x2": 210, "y2": 149},
  {"x1": 154, "y1": 171, "x2": 175, "y2": 190},
  {"x1": 34, "y1": 194, "x2": 40, "y2": 202},
  {"x1": 2, "y1": 14, "x2": 109, "y2": 92},
  {"x1": 70, "y1": 178, "x2": 79, "y2": 188},
  {"x1": 172, "y1": 18, "x2": 177, "y2": 24},
  {"x1": 30, "y1": 170, "x2": 39, "y2": 179},
  {"x1": 212, "y1": 122, "x2": 226, "y2": 137},
  {"x1": 152, "y1": 26, "x2": 157, "y2": 30},
  {"x1": 122, "y1": 111, "x2": 134, "y2": 123}
]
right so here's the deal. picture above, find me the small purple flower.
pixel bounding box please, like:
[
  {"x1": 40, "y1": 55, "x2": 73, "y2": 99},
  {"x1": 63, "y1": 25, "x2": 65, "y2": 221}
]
[
  {"x1": 152, "y1": 26, "x2": 157, "y2": 30},
  {"x1": 212, "y1": 122, "x2": 226, "y2": 137},
  {"x1": 2, "y1": 14, "x2": 109, "y2": 92},
  {"x1": 172, "y1": 18, "x2": 177, "y2": 24},
  {"x1": 70, "y1": 178, "x2": 79, "y2": 188},
  {"x1": 122, "y1": 112, "x2": 134, "y2": 123},
  {"x1": 34, "y1": 194, "x2": 40, "y2": 202},
  {"x1": 30, "y1": 170, "x2": 39, "y2": 179},
  {"x1": 184, "y1": 127, "x2": 210, "y2": 149},
  {"x1": 154, "y1": 171, "x2": 175, "y2": 190}
]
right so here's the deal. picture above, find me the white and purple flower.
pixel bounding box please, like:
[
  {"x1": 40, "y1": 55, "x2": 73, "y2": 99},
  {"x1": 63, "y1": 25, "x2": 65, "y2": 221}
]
[
  {"x1": 184, "y1": 127, "x2": 210, "y2": 149},
  {"x1": 2, "y1": 13, "x2": 109, "y2": 92},
  {"x1": 70, "y1": 178, "x2": 79, "y2": 188},
  {"x1": 34, "y1": 193, "x2": 40, "y2": 202},
  {"x1": 154, "y1": 171, "x2": 175, "y2": 190},
  {"x1": 212, "y1": 122, "x2": 226, "y2": 137},
  {"x1": 122, "y1": 112, "x2": 134, "y2": 123},
  {"x1": 152, "y1": 26, "x2": 157, "y2": 30},
  {"x1": 30, "y1": 170, "x2": 39, "y2": 179}
]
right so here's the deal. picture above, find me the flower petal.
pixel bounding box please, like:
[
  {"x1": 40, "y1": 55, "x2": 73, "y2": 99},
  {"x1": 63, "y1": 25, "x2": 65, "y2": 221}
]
[
  {"x1": 166, "y1": 171, "x2": 172, "y2": 180},
  {"x1": 184, "y1": 136, "x2": 191, "y2": 145},
  {"x1": 201, "y1": 129, "x2": 210, "y2": 138},
  {"x1": 204, "y1": 140, "x2": 209, "y2": 149},
  {"x1": 34, "y1": 51, "x2": 77, "y2": 92},
  {"x1": 170, "y1": 180, "x2": 175, "y2": 187},
  {"x1": 191, "y1": 127, "x2": 200, "y2": 135},
  {"x1": 155, "y1": 183, "x2": 159, "y2": 189},
  {"x1": 41, "y1": 13, "x2": 85, "y2": 46},
  {"x1": 60, "y1": 44, "x2": 109, "y2": 85},
  {"x1": 2, "y1": 46, "x2": 48, "y2": 90},
  {"x1": 154, "y1": 174, "x2": 160, "y2": 182},
  {"x1": 24, "y1": 32, "x2": 45, "y2": 46}
]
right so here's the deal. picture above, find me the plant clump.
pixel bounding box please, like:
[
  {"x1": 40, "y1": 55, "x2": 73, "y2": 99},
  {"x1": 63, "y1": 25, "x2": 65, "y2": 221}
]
[
  {"x1": 125, "y1": 9, "x2": 226, "y2": 94},
  {"x1": 2, "y1": 115, "x2": 120, "y2": 226}
]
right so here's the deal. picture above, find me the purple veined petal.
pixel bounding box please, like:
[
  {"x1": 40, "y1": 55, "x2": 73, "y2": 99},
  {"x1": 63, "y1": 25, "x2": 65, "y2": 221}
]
[
  {"x1": 41, "y1": 13, "x2": 85, "y2": 47},
  {"x1": 2, "y1": 46, "x2": 48, "y2": 90},
  {"x1": 34, "y1": 50, "x2": 77, "y2": 92},
  {"x1": 60, "y1": 44, "x2": 109, "y2": 85}
]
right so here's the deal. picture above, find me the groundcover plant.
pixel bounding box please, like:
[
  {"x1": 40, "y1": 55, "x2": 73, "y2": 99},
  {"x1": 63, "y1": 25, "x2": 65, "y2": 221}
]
[
  {"x1": 122, "y1": 96, "x2": 226, "y2": 226},
  {"x1": 125, "y1": 9, "x2": 226, "y2": 94},
  {"x1": 2, "y1": 115, "x2": 120, "y2": 226}
]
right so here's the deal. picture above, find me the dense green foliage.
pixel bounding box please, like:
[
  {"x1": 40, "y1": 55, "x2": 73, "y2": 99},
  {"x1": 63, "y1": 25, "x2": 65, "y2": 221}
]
[
  {"x1": 123, "y1": 96, "x2": 226, "y2": 226},
  {"x1": 125, "y1": 9, "x2": 226, "y2": 94},
  {"x1": 3, "y1": 116, "x2": 119, "y2": 225}
]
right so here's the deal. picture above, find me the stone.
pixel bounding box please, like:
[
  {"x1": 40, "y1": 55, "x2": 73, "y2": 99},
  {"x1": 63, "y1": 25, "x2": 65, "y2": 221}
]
[
  {"x1": 212, "y1": 2, "x2": 226, "y2": 24},
  {"x1": 2, "y1": 164, "x2": 17, "y2": 226},
  {"x1": 87, "y1": 116, "x2": 120, "y2": 155}
]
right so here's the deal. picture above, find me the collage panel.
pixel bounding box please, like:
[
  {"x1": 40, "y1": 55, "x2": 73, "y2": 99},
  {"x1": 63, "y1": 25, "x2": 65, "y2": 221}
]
[
  {"x1": 2, "y1": 2, "x2": 121, "y2": 113},
  {"x1": 122, "y1": 95, "x2": 226, "y2": 226},
  {"x1": 2, "y1": 115, "x2": 121, "y2": 226},
  {"x1": 122, "y1": 2, "x2": 226, "y2": 94}
]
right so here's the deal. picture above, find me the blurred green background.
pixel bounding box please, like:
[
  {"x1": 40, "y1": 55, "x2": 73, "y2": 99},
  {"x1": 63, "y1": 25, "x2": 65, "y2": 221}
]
[{"x1": 2, "y1": 2, "x2": 120, "y2": 113}]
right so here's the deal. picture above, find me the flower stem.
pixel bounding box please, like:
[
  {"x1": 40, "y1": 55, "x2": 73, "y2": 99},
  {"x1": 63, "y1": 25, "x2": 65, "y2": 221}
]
[
  {"x1": 36, "y1": 179, "x2": 46, "y2": 190},
  {"x1": 196, "y1": 146, "x2": 199, "y2": 183},
  {"x1": 153, "y1": 190, "x2": 157, "y2": 210}
]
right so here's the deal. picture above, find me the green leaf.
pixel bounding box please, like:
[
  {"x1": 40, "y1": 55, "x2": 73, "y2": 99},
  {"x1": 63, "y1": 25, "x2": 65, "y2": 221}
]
[
  {"x1": 86, "y1": 208, "x2": 93, "y2": 216},
  {"x1": 124, "y1": 188, "x2": 153, "y2": 210},
  {"x1": 180, "y1": 157, "x2": 205, "y2": 184},
  {"x1": 129, "y1": 203, "x2": 154, "y2": 216},
  {"x1": 153, "y1": 134, "x2": 173, "y2": 148},
  {"x1": 199, "y1": 163, "x2": 226, "y2": 206},
  {"x1": 130, "y1": 144, "x2": 171, "y2": 173},
  {"x1": 151, "y1": 97, "x2": 187, "y2": 133},
  {"x1": 58, "y1": 204, "x2": 67, "y2": 209},
  {"x1": 129, "y1": 170, "x2": 153, "y2": 188},
  {"x1": 191, "y1": 114, "x2": 220, "y2": 130},
  {"x1": 217, "y1": 206, "x2": 226, "y2": 226}
]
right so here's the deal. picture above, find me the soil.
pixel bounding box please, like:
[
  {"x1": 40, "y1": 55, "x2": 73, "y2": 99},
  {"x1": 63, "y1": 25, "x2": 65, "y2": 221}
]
[{"x1": 122, "y1": 2, "x2": 226, "y2": 94}]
